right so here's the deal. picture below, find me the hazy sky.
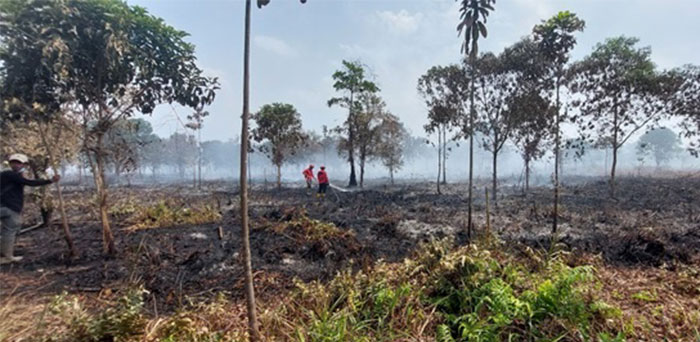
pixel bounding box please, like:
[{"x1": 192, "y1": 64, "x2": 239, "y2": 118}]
[{"x1": 130, "y1": 0, "x2": 700, "y2": 142}]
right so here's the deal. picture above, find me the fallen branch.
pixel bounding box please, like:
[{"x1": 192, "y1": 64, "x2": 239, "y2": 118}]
[{"x1": 19, "y1": 222, "x2": 45, "y2": 235}]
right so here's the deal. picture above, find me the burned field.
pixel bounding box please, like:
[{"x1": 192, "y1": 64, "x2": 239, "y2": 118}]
[{"x1": 1, "y1": 176, "x2": 699, "y2": 341}]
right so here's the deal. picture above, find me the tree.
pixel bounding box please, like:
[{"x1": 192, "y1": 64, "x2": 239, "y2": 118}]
[
  {"x1": 472, "y1": 52, "x2": 520, "y2": 208},
  {"x1": 532, "y1": 10, "x2": 585, "y2": 234},
  {"x1": 186, "y1": 107, "x2": 210, "y2": 189},
  {"x1": 670, "y1": 65, "x2": 700, "y2": 156},
  {"x1": 328, "y1": 60, "x2": 380, "y2": 187},
  {"x1": 242, "y1": 1, "x2": 308, "y2": 339},
  {"x1": 509, "y1": 91, "x2": 553, "y2": 191},
  {"x1": 418, "y1": 65, "x2": 465, "y2": 192},
  {"x1": 142, "y1": 137, "x2": 166, "y2": 178},
  {"x1": 500, "y1": 38, "x2": 552, "y2": 192},
  {"x1": 163, "y1": 132, "x2": 198, "y2": 180},
  {"x1": 355, "y1": 93, "x2": 386, "y2": 188},
  {"x1": 636, "y1": 127, "x2": 682, "y2": 168},
  {"x1": 104, "y1": 118, "x2": 159, "y2": 183},
  {"x1": 2, "y1": 0, "x2": 218, "y2": 255},
  {"x1": 376, "y1": 114, "x2": 408, "y2": 184},
  {"x1": 252, "y1": 103, "x2": 307, "y2": 189},
  {"x1": 1, "y1": 0, "x2": 88, "y2": 258},
  {"x1": 570, "y1": 36, "x2": 671, "y2": 197},
  {"x1": 0, "y1": 117, "x2": 80, "y2": 256},
  {"x1": 457, "y1": 0, "x2": 495, "y2": 239}
]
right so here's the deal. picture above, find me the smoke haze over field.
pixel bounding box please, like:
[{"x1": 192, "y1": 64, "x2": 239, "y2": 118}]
[{"x1": 128, "y1": 0, "x2": 700, "y2": 144}]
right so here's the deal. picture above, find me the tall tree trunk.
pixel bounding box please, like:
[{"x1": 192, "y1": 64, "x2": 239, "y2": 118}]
[
  {"x1": 437, "y1": 131, "x2": 442, "y2": 194},
  {"x1": 38, "y1": 122, "x2": 77, "y2": 258},
  {"x1": 276, "y1": 163, "x2": 281, "y2": 190},
  {"x1": 389, "y1": 165, "x2": 394, "y2": 185},
  {"x1": 524, "y1": 155, "x2": 531, "y2": 192},
  {"x1": 198, "y1": 129, "x2": 202, "y2": 189},
  {"x1": 468, "y1": 63, "x2": 475, "y2": 240},
  {"x1": 611, "y1": 144, "x2": 618, "y2": 197},
  {"x1": 359, "y1": 152, "x2": 365, "y2": 188},
  {"x1": 78, "y1": 161, "x2": 83, "y2": 186},
  {"x1": 241, "y1": 2, "x2": 260, "y2": 340},
  {"x1": 240, "y1": 1, "x2": 260, "y2": 340},
  {"x1": 90, "y1": 140, "x2": 116, "y2": 255},
  {"x1": 559, "y1": 149, "x2": 564, "y2": 185},
  {"x1": 347, "y1": 92, "x2": 358, "y2": 187},
  {"x1": 610, "y1": 103, "x2": 619, "y2": 198},
  {"x1": 552, "y1": 74, "x2": 561, "y2": 234},
  {"x1": 441, "y1": 127, "x2": 447, "y2": 185},
  {"x1": 492, "y1": 145, "x2": 498, "y2": 209}
]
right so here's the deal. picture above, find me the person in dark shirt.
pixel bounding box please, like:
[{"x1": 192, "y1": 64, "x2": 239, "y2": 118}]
[{"x1": 1, "y1": 154, "x2": 59, "y2": 264}]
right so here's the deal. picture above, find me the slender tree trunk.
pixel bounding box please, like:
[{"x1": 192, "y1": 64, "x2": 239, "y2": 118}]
[
  {"x1": 390, "y1": 165, "x2": 394, "y2": 185},
  {"x1": 247, "y1": 153, "x2": 251, "y2": 189},
  {"x1": 38, "y1": 122, "x2": 77, "y2": 258},
  {"x1": 610, "y1": 103, "x2": 619, "y2": 198},
  {"x1": 240, "y1": 1, "x2": 260, "y2": 340},
  {"x1": 198, "y1": 129, "x2": 202, "y2": 189},
  {"x1": 90, "y1": 140, "x2": 116, "y2": 255},
  {"x1": 348, "y1": 92, "x2": 358, "y2": 187},
  {"x1": 441, "y1": 127, "x2": 447, "y2": 185},
  {"x1": 78, "y1": 161, "x2": 83, "y2": 186},
  {"x1": 525, "y1": 156, "x2": 531, "y2": 192},
  {"x1": 492, "y1": 145, "x2": 498, "y2": 209},
  {"x1": 437, "y1": 132, "x2": 442, "y2": 194},
  {"x1": 359, "y1": 152, "x2": 365, "y2": 188},
  {"x1": 552, "y1": 75, "x2": 561, "y2": 234},
  {"x1": 559, "y1": 149, "x2": 564, "y2": 185},
  {"x1": 611, "y1": 144, "x2": 618, "y2": 197},
  {"x1": 276, "y1": 163, "x2": 281, "y2": 190},
  {"x1": 485, "y1": 186, "x2": 491, "y2": 235},
  {"x1": 468, "y1": 62, "x2": 475, "y2": 240}
]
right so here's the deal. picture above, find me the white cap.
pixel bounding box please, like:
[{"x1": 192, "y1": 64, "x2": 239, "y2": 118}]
[{"x1": 8, "y1": 153, "x2": 29, "y2": 164}]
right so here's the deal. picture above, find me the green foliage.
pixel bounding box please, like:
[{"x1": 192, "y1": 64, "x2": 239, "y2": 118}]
[
  {"x1": 126, "y1": 200, "x2": 221, "y2": 230},
  {"x1": 252, "y1": 103, "x2": 307, "y2": 173},
  {"x1": 27, "y1": 236, "x2": 628, "y2": 342},
  {"x1": 597, "y1": 332, "x2": 626, "y2": 342},
  {"x1": 103, "y1": 118, "x2": 160, "y2": 174},
  {"x1": 456, "y1": 0, "x2": 496, "y2": 58},
  {"x1": 328, "y1": 60, "x2": 380, "y2": 111},
  {"x1": 289, "y1": 265, "x2": 432, "y2": 342},
  {"x1": 533, "y1": 11, "x2": 586, "y2": 68},
  {"x1": 268, "y1": 209, "x2": 356, "y2": 244},
  {"x1": 631, "y1": 290, "x2": 658, "y2": 303},
  {"x1": 157, "y1": 294, "x2": 243, "y2": 342},
  {"x1": 412, "y1": 239, "x2": 619, "y2": 341},
  {"x1": 1, "y1": 0, "x2": 218, "y2": 119},
  {"x1": 46, "y1": 288, "x2": 146, "y2": 342}
]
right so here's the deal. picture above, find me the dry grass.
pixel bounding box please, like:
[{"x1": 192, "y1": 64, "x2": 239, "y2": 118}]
[{"x1": 595, "y1": 263, "x2": 700, "y2": 341}]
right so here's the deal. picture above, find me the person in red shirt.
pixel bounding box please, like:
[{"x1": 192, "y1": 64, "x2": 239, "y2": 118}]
[
  {"x1": 302, "y1": 165, "x2": 315, "y2": 189},
  {"x1": 317, "y1": 166, "x2": 329, "y2": 198}
]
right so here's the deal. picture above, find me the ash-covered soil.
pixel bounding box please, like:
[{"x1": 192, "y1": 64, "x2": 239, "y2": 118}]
[{"x1": 1, "y1": 176, "x2": 698, "y2": 308}]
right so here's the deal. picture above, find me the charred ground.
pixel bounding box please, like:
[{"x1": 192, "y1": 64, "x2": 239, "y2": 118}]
[{"x1": 2, "y1": 175, "x2": 698, "y2": 304}]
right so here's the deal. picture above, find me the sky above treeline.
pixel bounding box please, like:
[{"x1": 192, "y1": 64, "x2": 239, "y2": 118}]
[{"x1": 131, "y1": 0, "x2": 700, "y2": 142}]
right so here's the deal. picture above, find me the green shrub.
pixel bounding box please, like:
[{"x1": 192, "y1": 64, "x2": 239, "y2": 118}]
[
  {"x1": 127, "y1": 200, "x2": 221, "y2": 230},
  {"x1": 412, "y1": 239, "x2": 621, "y2": 341},
  {"x1": 46, "y1": 288, "x2": 146, "y2": 342}
]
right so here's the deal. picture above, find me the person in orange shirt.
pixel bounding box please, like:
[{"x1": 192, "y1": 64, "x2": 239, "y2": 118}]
[
  {"x1": 316, "y1": 166, "x2": 329, "y2": 198},
  {"x1": 302, "y1": 165, "x2": 315, "y2": 189}
]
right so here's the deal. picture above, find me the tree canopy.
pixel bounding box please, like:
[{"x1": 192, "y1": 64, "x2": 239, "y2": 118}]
[{"x1": 252, "y1": 103, "x2": 307, "y2": 188}]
